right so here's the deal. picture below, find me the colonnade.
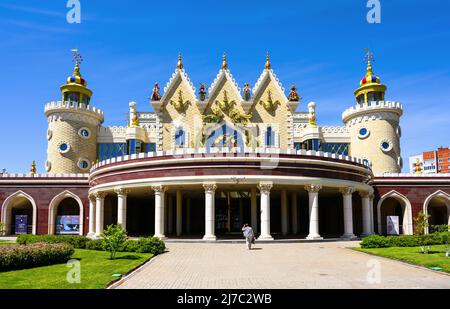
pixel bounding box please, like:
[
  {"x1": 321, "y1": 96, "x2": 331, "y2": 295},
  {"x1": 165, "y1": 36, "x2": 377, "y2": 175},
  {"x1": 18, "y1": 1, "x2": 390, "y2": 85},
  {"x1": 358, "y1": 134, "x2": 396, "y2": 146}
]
[{"x1": 88, "y1": 183, "x2": 375, "y2": 240}]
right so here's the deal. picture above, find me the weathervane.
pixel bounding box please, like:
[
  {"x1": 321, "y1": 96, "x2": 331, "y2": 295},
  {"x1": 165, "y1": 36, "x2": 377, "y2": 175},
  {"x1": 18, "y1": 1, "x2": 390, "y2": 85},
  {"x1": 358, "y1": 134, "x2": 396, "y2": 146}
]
[
  {"x1": 71, "y1": 48, "x2": 83, "y2": 66},
  {"x1": 363, "y1": 48, "x2": 374, "y2": 64}
]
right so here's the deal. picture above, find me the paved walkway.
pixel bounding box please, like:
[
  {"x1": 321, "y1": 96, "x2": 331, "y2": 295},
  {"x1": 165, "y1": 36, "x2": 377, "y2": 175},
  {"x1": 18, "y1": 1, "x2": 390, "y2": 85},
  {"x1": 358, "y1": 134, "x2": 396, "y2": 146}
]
[{"x1": 114, "y1": 241, "x2": 450, "y2": 289}]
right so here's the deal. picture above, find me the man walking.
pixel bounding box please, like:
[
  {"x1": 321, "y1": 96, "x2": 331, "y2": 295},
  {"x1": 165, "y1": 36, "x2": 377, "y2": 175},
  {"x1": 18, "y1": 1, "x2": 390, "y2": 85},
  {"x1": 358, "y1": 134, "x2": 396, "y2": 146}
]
[{"x1": 242, "y1": 224, "x2": 255, "y2": 250}]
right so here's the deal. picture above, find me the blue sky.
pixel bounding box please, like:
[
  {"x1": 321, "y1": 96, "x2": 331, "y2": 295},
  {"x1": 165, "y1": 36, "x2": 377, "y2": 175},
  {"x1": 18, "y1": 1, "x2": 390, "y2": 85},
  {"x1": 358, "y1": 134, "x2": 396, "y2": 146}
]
[{"x1": 0, "y1": 0, "x2": 449, "y2": 173}]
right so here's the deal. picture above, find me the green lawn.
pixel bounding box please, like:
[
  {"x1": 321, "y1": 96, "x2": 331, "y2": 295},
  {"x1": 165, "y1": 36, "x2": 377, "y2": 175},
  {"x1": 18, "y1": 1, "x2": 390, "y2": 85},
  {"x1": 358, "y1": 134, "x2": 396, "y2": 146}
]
[
  {"x1": 355, "y1": 245, "x2": 450, "y2": 273},
  {"x1": 0, "y1": 249, "x2": 153, "y2": 289}
]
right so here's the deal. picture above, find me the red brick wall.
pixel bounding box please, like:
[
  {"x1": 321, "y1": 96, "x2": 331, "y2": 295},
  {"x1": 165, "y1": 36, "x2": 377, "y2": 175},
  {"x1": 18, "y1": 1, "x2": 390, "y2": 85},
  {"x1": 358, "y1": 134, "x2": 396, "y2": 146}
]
[
  {"x1": 0, "y1": 185, "x2": 89, "y2": 235},
  {"x1": 373, "y1": 183, "x2": 450, "y2": 233}
]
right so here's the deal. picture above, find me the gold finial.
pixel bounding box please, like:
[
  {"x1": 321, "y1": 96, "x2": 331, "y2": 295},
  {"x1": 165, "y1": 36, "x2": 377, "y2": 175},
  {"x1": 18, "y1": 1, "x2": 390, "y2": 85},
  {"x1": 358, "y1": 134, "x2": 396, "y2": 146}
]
[
  {"x1": 177, "y1": 52, "x2": 183, "y2": 70},
  {"x1": 265, "y1": 52, "x2": 271, "y2": 70},
  {"x1": 71, "y1": 48, "x2": 83, "y2": 77},
  {"x1": 30, "y1": 160, "x2": 36, "y2": 176},
  {"x1": 363, "y1": 48, "x2": 374, "y2": 76},
  {"x1": 221, "y1": 52, "x2": 228, "y2": 70}
]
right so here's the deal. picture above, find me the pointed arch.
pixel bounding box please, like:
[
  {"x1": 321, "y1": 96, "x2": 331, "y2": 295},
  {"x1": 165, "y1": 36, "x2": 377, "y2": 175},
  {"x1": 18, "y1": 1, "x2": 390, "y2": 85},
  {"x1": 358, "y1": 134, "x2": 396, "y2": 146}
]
[
  {"x1": 48, "y1": 190, "x2": 84, "y2": 235},
  {"x1": 377, "y1": 190, "x2": 413, "y2": 235},
  {"x1": 423, "y1": 190, "x2": 450, "y2": 234},
  {"x1": 1, "y1": 191, "x2": 37, "y2": 235}
]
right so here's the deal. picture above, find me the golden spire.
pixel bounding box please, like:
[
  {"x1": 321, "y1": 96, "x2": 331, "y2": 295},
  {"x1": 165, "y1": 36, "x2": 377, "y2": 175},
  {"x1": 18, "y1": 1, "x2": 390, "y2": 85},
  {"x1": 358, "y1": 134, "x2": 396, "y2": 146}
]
[
  {"x1": 177, "y1": 52, "x2": 183, "y2": 70},
  {"x1": 221, "y1": 52, "x2": 228, "y2": 70},
  {"x1": 364, "y1": 48, "x2": 374, "y2": 77},
  {"x1": 265, "y1": 52, "x2": 271, "y2": 70},
  {"x1": 71, "y1": 48, "x2": 83, "y2": 77},
  {"x1": 30, "y1": 160, "x2": 36, "y2": 176}
]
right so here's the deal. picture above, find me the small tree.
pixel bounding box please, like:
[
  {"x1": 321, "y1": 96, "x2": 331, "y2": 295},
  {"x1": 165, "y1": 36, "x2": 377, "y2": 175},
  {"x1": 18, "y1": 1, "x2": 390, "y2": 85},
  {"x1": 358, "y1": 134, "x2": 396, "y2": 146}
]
[
  {"x1": 101, "y1": 224, "x2": 127, "y2": 260},
  {"x1": 0, "y1": 222, "x2": 5, "y2": 236},
  {"x1": 414, "y1": 211, "x2": 431, "y2": 236},
  {"x1": 414, "y1": 211, "x2": 431, "y2": 254}
]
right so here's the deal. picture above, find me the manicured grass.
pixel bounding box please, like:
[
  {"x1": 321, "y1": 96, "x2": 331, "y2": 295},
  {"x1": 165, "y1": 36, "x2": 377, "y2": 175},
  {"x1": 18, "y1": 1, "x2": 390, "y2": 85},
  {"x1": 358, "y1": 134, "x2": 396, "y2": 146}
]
[
  {"x1": 355, "y1": 245, "x2": 450, "y2": 273},
  {"x1": 0, "y1": 249, "x2": 153, "y2": 289}
]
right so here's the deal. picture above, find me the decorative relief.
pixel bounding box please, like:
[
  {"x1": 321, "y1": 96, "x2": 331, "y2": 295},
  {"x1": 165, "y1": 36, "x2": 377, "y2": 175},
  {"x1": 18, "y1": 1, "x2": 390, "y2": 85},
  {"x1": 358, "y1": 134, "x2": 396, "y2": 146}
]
[
  {"x1": 203, "y1": 183, "x2": 217, "y2": 193},
  {"x1": 304, "y1": 184, "x2": 322, "y2": 193},
  {"x1": 259, "y1": 90, "x2": 280, "y2": 113},
  {"x1": 114, "y1": 188, "x2": 129, "y2": 196},
  {"x1": 339, "y1": 187, "x2": 355, "y2": 195},
  {"x1": 258, "y1": 182, "x2": 273, "y2": 194},
  {"x1": 151, "y1": 185, "x2": 167, "y2": 194},
  {"x1": 94, "y1": 192, "x2": 107, "y2": 199},
  {"x1": 170, "y1": 90, "x2": 191, "y2": 114}
]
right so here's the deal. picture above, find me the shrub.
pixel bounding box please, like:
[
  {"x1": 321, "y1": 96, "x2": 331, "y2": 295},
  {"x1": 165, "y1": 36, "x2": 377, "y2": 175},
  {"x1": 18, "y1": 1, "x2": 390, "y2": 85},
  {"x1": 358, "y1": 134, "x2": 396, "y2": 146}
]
[
  {"x1": 361, "y1": 232, "x2": 450, "y2": 249},
  {"x1": 360, "y1": 235, "x2": 389, "y2": 248},
  {"x1": 16, "y1": 235, "x2": 89, "y2": 249},
  {"x1": 101, "y1": 225, "x2": 127, "y2": 259},
  {"x1": 430, "y1": 225, "x2": 450, "y2": 233},
  {"x1": 0, "y1": 243, "x2": 74, "y2": 271},
  {"x1": 121, "y1": 239, "x2": 140, "y2": 252},
  {"x1": 85, "y1": 239, "x2": 104, "y2": 251},
  {"x1": 135, "y1": 237, "x2": 166, "y2": 255}
]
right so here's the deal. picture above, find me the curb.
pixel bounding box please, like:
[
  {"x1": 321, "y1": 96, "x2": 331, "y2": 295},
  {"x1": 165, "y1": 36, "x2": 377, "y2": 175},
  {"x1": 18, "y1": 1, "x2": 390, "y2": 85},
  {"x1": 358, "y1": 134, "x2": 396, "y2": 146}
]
[{"x1": 107, "y1": 250, "x2": 168, "y2": 289}]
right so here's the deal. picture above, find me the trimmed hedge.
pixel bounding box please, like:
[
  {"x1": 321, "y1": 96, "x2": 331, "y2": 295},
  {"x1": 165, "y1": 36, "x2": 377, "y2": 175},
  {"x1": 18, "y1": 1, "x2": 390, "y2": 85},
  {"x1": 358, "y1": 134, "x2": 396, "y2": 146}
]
[
  {"x1": 361, "y1": 232, "x2": 450, "y2": 249},
  {"x1": 17, "y1": 235, "x2": 89, "y2": 249},
  {"x1": 0, "y1": 243, "x2": 74, "y2": 271},
  {"x1": 16, "y1": 235, "x2": 165, "y2": 255}
]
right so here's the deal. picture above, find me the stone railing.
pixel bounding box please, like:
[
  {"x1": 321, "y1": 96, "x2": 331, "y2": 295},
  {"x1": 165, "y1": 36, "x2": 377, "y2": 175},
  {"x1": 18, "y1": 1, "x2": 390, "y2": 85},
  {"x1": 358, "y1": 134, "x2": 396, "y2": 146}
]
[
  {"x1": 0, "y1": 173, "x2": 89, "y2": 178},
  {"x1": 91, "y1": 147, "x2": 372, "y2": 171},
  {"x1": 375, "y1": 173, "x2": 450, "y2": 178},
  {"x1": 342, "y1": 101, "x2": 403, "y2": 121},
  {"x1": 44, "y1": 101, "x2": 104, "y2": 117}
]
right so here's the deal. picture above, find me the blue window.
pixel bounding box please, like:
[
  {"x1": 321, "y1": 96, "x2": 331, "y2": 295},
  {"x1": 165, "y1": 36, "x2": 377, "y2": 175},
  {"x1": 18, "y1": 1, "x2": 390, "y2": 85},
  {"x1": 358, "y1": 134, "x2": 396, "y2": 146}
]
[
  {"x1": 266, "y1": 127, "x2": 275, "y2": 146},
  {"x1": 381, "y1": 142, "x2": 390, "y2": 150},
  {"x1": 97, "y1": 143, "x2": 127, "y2": 161},
  {"x1": 294, "y1": 143, "x2": 302, "y2": 150},
  {"x1": 320, "y1": 143, "x2": 349, "y2": 156},
  {"x1": 175, "y1": 128, "x2": 185, "y2": 147},
  {"x1": 59, "y1": 143, "x2": 68, "y2": 151},
  {"x1": 359, "y1": 128, "x2": 368, "y2": 136}
]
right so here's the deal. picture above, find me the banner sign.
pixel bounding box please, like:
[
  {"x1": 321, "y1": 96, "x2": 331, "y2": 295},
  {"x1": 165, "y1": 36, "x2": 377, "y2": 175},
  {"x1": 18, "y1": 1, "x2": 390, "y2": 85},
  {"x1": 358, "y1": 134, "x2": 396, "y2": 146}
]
[
  {"x1": 15, "y1": 215, "x2": 28, "y2": 235},
  {"x1": 56, "y1": 216, "x2": 80, "y2": 235},
  {"x1": 387, "y1": 216, "x2": 400, "y2": 235}
]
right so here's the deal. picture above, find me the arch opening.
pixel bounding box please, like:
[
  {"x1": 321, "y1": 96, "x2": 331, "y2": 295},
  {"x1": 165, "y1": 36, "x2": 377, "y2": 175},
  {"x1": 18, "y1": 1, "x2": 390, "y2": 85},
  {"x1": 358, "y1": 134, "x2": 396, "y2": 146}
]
[
  {"x1": 377, "y1": 192, "x2": 413, "y2": 235},
  {"x1": 1, "y1": 192, "x2": 37, "y2": 235}
]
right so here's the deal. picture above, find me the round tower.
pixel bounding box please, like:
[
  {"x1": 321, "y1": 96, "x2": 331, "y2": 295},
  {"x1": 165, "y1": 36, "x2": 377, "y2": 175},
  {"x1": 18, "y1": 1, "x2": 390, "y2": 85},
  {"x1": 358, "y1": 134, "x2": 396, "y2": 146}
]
[
  {"x1": 44, "y1": 50, "x2": 104, "y2": 174},
  {"x1": 342, "y1": 51, "x2": 403, "y2": 175}
]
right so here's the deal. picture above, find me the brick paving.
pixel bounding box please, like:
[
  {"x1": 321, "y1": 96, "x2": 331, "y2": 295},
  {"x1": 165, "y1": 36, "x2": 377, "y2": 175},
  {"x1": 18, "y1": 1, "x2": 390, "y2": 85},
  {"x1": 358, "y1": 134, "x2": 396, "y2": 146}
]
[{"x1": 114, "y1": 241, "x2": 450, "y2": 289}]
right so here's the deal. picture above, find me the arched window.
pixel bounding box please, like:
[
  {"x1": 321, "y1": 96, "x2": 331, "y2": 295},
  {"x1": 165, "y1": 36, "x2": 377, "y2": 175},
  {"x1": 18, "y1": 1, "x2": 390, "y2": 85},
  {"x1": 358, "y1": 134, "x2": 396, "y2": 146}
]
[
  {"x1": 175, "y1": 128, "x2": 185, "y2": 147},
  {"x1": 266, "y1": 126, "x2": 275, "y2": 147}
]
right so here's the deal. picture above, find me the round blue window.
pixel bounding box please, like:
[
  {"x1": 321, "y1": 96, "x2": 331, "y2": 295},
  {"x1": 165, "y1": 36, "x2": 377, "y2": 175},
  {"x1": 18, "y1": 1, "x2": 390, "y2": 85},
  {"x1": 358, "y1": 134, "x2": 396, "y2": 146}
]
[
  {"x1": 80, "y1": 129, "x2": 89, "y2": 137},
  {"x1": 59, "y1": 143, "x2": 68, "y2": 151},
  {"x1": 359, "y1": 128, "x2": 368, "y2": 136},
  {"x1": 382, "y1": 142, "x2": 390, "y2": 150},
  {"x1": 79, "y1": 160, "x2": 89, "y2": 169}
]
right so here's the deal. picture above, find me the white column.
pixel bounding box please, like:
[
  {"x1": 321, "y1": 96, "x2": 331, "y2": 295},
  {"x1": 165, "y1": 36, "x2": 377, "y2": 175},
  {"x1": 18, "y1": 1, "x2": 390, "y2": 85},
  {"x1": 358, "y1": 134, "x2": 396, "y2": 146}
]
[
  {"x1": 251, "y1": 187, "x2": 257, "y2": 233},
  {"x1": 115, "y1": 188, "x2": 128, "y2": 231},
  {"x1": 94, "y1": 192, "x2": 106, "y2": 237},
  {"x1": 258, "y1": 182, "x2": 274, "y2": 240},
  {"x1": 281, "y1": 190, "x2": 288, "y2": 236},
  {"x1": 291, "y1": 192, "x2": 298, "y2": 235},
  {"x1": 305, "y1": 185, "x2": 323, "y2": 240},
  {"x1": 369, "y1": 194, "x2": 375, "y2": 234},
  {"x1": 360, "y1": 191, "x2": 372, "y2": 236},
  {"x1": 340, "y1": 187, "x2": 357, "y2": 240},
  {"x1": 88, "y1": 195, "x2": 96, "y2": 237},
  {"x1": 186, "y1": 198, "x2": 191, "y2": 234},
  {"x1": 167, "y1": 194, "x2": 173, "y2": 235},
  {"x1": 176, "y1": 190, "x2": 182, "y2": 237},
  {"x1": 152, "y1": 185, "x2": 166, "y2": 239},
  {"x1": 203, "y1": 183, "x2": 217, "y2": 241}
]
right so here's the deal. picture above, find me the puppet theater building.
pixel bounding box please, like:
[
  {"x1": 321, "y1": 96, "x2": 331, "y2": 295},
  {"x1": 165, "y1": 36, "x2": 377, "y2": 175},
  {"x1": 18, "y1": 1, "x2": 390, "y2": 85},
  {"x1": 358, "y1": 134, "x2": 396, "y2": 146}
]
[{"x1": 1, "y1": 51, "x2": 449, "y2": 240}]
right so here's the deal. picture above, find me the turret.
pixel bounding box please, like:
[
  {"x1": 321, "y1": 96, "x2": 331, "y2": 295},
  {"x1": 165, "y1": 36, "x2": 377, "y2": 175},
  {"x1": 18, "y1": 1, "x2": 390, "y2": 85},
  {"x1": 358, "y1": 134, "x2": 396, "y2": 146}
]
[
  {"x1": 44, "y1": 49, "x2": 104, "y2": 173},
  {"x1": 343, "y1": 50, "x2": 403, "y2": 174}
]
